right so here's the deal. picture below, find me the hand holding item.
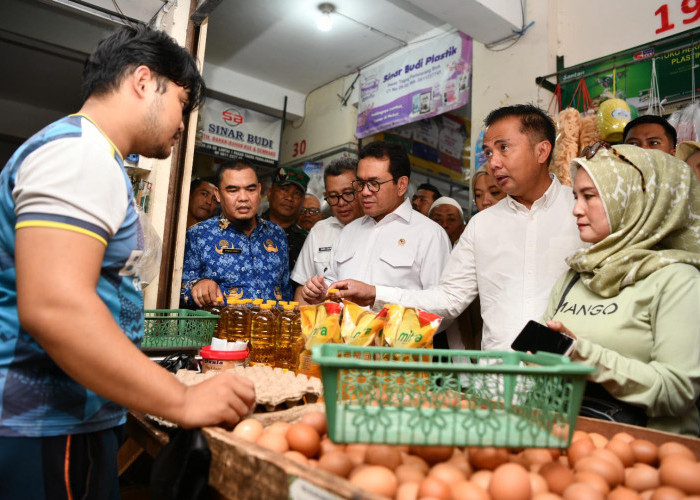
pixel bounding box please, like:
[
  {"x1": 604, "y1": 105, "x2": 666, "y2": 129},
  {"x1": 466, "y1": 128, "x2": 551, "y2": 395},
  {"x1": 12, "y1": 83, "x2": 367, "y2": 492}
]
[
  {"x1": 191, "y1": 279, "x2": 223, "y2": 307},
  {"x1": 330, "y1": 279, "x2": 376, "y2": 308},
  {"x1": 301, "y1": 274, "x2": 328, "y2": 304},
  {"x1": 176, "y1": 372, "x2": 256, "y2": 429},
  {"x1": 545, "y1": 320, "x2": 578, "y2": 340}
]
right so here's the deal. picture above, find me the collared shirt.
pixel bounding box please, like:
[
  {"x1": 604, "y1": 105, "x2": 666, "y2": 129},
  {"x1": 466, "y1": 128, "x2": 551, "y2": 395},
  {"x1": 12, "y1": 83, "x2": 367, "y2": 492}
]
[
  {"x1": 291, "y1": 216, "x2": 344, "y2": 285},
  {"x1": 376, "y1": 176, "x2": 584, "y2": 350},
  {"x1": 181, "y1": 215, "x2": 292, "y2": 304},
  {"x1": 261, "y1": 209, "x2": 308, "y2": 274},
  {"x1": 326, "y1": 198, "x2": 452, "y2": 311}
]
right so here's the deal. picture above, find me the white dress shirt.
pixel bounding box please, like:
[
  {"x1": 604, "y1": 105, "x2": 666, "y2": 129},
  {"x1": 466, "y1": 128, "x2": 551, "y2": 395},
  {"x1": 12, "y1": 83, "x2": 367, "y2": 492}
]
[
  {"x1": 290, "y1": 216, "x2": 344, "y2": 285},
  {"x1": 326, "y1": 198, "x2": 452, "y2": 312},
  {"x1": 376, "y1": 176, "x2": 584, "y2": 351}
]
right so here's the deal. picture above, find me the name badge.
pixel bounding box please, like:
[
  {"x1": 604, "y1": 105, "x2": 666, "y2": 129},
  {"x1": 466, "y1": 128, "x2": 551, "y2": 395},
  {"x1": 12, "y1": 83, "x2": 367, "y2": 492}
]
[
  {"x1": 223, "y1": 248, "x2": 242, "y2": 254},
  {"x1": 318, "y1": 246, "x2": 332, "y2": 252}
]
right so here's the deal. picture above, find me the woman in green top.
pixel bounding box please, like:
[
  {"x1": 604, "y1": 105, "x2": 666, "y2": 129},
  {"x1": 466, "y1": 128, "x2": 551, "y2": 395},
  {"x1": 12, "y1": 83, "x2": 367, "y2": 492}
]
[{"x1": 544, "y1": 143, "x2": 700, "y2": 436}]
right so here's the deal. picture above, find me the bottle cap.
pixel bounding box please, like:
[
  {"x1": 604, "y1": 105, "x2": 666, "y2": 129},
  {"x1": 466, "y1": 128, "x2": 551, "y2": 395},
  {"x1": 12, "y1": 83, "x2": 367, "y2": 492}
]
[
  {"x1": 283, "y1": 304, "x2": 294, "y2": 310},
  {"x1": 328, "y1": 288, "x2": 339, "y2": 294},
  {"x1": 216, "y1": 296, "x2": 224, "y2": 303},
  {"x1": 261, "y1": 303, "x2": 272, "y2": 309},
  {"x1": 253, "y1": 298, "x2": 264, "y2": 305}
]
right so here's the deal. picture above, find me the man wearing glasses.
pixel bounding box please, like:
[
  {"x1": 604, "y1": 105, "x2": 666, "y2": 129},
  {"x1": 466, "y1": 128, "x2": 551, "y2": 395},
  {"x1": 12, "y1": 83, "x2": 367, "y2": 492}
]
[
  {"x1": 301, "y1": 141, "x2": 451, "y2": 311},
  {"x1": 327, "y1": 106, "x2": 584, "y2": 351},
  {"x1": 298, "y1": 194, "x2": 324, "y2": 231},
  {"x1": 292, "y1": 158, "x2": 364, "y2": 297}
]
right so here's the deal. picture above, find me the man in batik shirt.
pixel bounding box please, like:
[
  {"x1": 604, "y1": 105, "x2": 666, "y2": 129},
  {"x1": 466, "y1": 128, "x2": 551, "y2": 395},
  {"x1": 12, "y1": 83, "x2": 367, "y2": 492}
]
[{"x1": 181, "y1": 160, "x2": 292, "y2": 306}]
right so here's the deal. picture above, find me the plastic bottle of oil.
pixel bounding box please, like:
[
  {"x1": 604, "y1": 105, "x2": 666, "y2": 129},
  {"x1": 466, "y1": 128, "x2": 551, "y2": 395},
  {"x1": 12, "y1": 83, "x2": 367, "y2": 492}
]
[
  {"x1": 218, "y1": 296, "x2": 234, "y2": 341},
  {"x1": 227, "y1": 299, "x2": 250, "y2": 343},
  {"x1": 204, "y1": 296, "x2": 226, "y2": 340},
  {"x1": 276, "y1": 304, "x2": 299, "y2": 370},
  {"x1": 249, "y1": 303, "x2": 275, "y2": 366}
]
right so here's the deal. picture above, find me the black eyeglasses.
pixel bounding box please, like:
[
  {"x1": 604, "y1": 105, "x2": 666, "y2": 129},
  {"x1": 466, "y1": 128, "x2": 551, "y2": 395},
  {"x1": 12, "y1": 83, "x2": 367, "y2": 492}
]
[
  {"x1": 299, "y1": 207, "x2": 321, "y2": 215},
  {"x1": 351, "y1": 178, "x2": 393, "y2": 193},
  {"x1": 581, "y1": 141, "x2": 646, "y2": 192},
  {"x1": 324, "y1": 191, "x2": 356, "y2": 206}
]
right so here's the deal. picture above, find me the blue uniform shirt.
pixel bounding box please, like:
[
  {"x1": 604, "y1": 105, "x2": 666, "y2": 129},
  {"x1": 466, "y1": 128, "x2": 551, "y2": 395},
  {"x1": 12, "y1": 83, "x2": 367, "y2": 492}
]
[{"x1": 181, "y1": 215, "x2": 292, "y2": 304}]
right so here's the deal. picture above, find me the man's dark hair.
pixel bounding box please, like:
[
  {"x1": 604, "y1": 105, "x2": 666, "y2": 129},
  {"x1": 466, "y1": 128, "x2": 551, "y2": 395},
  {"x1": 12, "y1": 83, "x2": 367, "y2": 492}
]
[
  {"x1": 82, "y1": 24, "x2": 205, "y2": 115},
  {"x1": 216, "y1": 159, "x2": 258, "y2": 187},
  {"x1": 622, "y1": 115, "x2": 677, "y2": 147},
  {"x1": 484, "y1": 104, "x2": 556, "y2": 165},
  {"x1": 359, "y1": 141, "x2": 411, "y2": 182},
  {"x1": 189, "y1": 177, "x2": 216, "y2": 196},
  {"x1": 324, "y1": 157, "x2": 358, "y2": 182},
  {"x1": 416, "y1": 183, "x2": 442, "y2": 201}
]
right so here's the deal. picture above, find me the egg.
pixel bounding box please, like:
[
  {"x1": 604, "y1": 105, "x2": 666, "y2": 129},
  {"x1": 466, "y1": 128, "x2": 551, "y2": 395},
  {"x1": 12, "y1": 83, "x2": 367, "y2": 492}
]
[
  {"x1": 575, "y1": 471, "x2": 611, "y2": 495},
  {"x1": 319, "y1": 437, "x2": 344, "y2": 455},
  {"x1": 658, "y1": 442, "x2": 696, "y2": 463},
  {"x1": 256, "y1": 432, "x2": 289, "y2": 453},
  {"x1": 562, "y1": 482, "x2": 605, "y2": 500},
  {"x1": 300, "y1": 411, "x2": 328, "y2": 436},
  {"x1": 524, "y1": 448, "x2": 555, "y2": 467},
  {"x1": 447, "y1": 454, "x2": 472, "y2": 477},
  {"x1": 613, "y1": 432, "x2": 636, "y2": 443},
  {"x1": 349, "y1": 465, "x2": 398, "y2": 498},
  {"x1": 266, "y1": 421, "x2": 291, "y2": 435},
  {"x1": 317, "y1": 450, "x2": 354, "y2": 478},
  {"x1": 451, "y1": 480, "x2": 489, "y2": 500},
  {"x1": 625, "y1": 463, "x2": 659, "y2": 492},
  {"x1": 539, "y1": 461, "x2": 575, "y2": 495},
  {"x1": 650, "y1": 486, "x2": 686, "y2": 500},
  {"x1": 589, "y1": 432, "x2": 609, "y2": 448},
  {"x1": 286, "y1": 423, "x2": 321, "y2": 458},
  {"x1": 572, "y1": 430, "x2": 592, "y2": 443},
  {"x1": 606, "y1": 438, "x2": 636, "y2": 467},
  {"x1": 533, "y1": 494, "x2": 562, "y2": 500},
  {"x1": 409, "y1": 445, "x2": 455, "y2": 465},
  {"x1": 395, "y1": 481, "x2": 419, "y2": 500},
  {"x1": 659, "y1": 455, "x2": 700, "y2": 494},
  {"x1": 607, "y1": 486, "x2": 642, "y2": 500},
  {"x1": 529, "y1": 472, "x2": 549, "y2": 496},
  {"x1": 395, "y1": 464, "x2": 426, "y2": 484},
  {"x1": 630, "y1": 439, "x2": 659, "y2": 465},
  {"x1": 231, "y1": 418, "x2": 264, "y2": 442},
  {"x1": 568, "y1": 437, "x2": 596, "y2": 466},
  {"x1": 469, "y1": 470, "x2": 492, "y2": 491},
  {"x1": 401, "y1": 452, "x2": 430, "y2": 473},
  {"x1": 429, "y1": 463, "x2": 467, "y2": 484},
  {"x1": 489, "y1": 463, "x2": 531, "y2": 500},
  {"x1": 283, "y1": 450, "x2": 309, "y2": 465},
  {"x1": 365, "y1": 444, "x2": 402, "y2": 470},
  {"x1": 344, "y1": 443, "x2": 367, "y2": 466},
  {"x1": 468, "y1": 447, "x2": 510, "y2": 470},
  {"x1": 575, "y1": 455, "x2": 622, "y2": 488},
  {"x1": 417, "y1": 476, "x2": 452, "y2": 500}
]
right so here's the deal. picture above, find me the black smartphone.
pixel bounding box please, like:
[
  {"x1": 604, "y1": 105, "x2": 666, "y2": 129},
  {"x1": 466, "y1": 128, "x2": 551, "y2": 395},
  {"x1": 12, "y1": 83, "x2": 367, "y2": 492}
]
[{"x1": 510, "y1": 320, "x2": 576, "y2": 356}]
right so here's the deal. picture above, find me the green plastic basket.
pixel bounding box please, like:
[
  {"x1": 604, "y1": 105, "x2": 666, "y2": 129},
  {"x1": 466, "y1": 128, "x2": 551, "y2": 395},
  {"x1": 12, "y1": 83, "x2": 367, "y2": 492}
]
[
  {"x1": 312, "y1": 344, "x2": 594, "y2": 448},
  {"x1": 142, "y1": 309, "x2": 218, "y2": 349}
]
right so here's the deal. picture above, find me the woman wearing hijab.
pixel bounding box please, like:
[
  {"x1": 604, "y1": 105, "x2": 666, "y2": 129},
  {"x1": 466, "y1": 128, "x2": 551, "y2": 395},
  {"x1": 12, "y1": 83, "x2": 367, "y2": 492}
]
[{"x1": 544, "y1": 143, "x2": 700, "y2": 436}]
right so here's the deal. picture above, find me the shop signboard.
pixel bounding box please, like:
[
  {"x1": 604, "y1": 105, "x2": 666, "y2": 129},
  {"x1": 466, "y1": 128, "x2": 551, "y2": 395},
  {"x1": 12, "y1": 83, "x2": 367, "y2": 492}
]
[
  {"x1": 559, "y1": 34, "x2": 700, "y2": 111},
  {"x1": 357, "y1": 31, "x2": 472, "y2": 139},
  {"x1": 196, "y1": 98, "x2": 282, "y2": 165}
]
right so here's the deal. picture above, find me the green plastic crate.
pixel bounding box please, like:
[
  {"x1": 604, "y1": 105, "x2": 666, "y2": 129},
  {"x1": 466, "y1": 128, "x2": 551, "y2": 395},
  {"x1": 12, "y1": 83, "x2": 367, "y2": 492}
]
[
  {"x1": 142, "y1": 309, "x2": 218, "y2": 349},
  {"x1": 312, "y1": 344, "x2": 594, "y2": 449}
]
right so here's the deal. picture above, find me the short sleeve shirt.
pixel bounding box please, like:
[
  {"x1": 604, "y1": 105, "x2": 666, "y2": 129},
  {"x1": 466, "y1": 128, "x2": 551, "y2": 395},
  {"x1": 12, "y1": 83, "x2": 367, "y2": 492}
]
[{"x1": 0, "y1": 114, "x2": 144, "y2": 437}]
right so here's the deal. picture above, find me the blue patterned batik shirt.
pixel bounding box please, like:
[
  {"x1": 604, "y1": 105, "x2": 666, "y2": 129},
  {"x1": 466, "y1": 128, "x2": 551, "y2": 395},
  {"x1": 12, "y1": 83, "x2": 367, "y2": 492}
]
[{"x1": 181, "y1": 215, "x2": 292, "y2": 304}]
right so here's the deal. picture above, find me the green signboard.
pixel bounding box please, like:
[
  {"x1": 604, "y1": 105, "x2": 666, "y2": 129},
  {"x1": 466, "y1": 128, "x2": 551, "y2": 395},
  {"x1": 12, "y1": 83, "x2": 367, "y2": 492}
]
[{"x1": 559, "y1": 32, "x2": 700, "y2": 112}]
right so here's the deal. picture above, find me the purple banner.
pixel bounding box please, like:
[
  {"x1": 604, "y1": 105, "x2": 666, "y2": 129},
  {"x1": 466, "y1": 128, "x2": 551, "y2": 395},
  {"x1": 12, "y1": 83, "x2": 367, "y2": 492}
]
[{"x1": 357, "y1": 31, "x2": 472, "y2": 139}]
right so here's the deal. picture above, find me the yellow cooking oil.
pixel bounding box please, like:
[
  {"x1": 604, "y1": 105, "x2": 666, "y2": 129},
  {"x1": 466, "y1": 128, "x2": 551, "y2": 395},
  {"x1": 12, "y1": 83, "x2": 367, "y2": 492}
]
[{"x1": 249, "y1": 303, "x2": 275, "y2": 366}]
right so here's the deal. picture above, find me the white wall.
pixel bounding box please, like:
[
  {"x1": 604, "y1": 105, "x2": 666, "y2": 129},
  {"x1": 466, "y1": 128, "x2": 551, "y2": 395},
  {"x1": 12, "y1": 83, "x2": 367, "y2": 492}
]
[{"x1": 280, "y1": 74, "x2": 359, "y2": 165}]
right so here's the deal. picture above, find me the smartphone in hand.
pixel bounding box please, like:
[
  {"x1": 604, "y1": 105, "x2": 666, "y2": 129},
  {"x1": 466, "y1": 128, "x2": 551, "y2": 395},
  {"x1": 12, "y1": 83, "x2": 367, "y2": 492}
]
[{"x1": 511, "y1": 320, "x2": 576, "y2": 356}]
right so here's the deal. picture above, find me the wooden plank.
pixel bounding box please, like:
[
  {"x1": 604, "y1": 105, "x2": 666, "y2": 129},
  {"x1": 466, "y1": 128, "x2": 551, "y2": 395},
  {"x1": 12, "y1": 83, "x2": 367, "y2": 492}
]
[{"x1": 117, "y1": 437, "x2": 144, "y2": 476}]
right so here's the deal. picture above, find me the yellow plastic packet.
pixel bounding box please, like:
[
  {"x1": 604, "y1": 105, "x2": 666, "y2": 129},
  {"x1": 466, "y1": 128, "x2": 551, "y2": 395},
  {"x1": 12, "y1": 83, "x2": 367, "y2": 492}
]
[
  {"x1": 340, "y1": 300, "x2": 388, "y2": 346},
  {"x1": 383, "y1": 304, "x2": 442, "y2": 349},
  {"x1": 298, "y1": 301, "x2": 343, "y2": 378}
]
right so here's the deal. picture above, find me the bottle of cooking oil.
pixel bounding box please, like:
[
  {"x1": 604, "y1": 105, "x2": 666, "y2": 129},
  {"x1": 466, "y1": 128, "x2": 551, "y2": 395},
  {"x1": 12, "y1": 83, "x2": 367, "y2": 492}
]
[
  {"x1": 227, "y1": 299, "x2": 250, "y2": 343},
  {"x1": 204, "y1": 296, "x2": 226, "y2": 339},
  {"x1": 249, "y1": 303, "x2": 275, "y2": 365},
  {"x1": 276, "y1": 304, "x2": 299, "y2": 370},
  {"x1": 218, "y1": 296, "x2": 234, "y2": 341}
]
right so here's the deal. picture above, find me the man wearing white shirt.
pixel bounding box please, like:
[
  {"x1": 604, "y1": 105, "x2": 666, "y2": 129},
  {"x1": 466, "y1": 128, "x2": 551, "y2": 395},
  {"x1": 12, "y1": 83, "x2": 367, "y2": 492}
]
[
  {"x1": 331, "y1": 105, "x2": 583, "y2": 350},
  {"x1": 291, "y1": 158, "x2": 364, "y2": 296},
  {"x1": 301, "y1": 141, "x2": 451, "y2": 311}
]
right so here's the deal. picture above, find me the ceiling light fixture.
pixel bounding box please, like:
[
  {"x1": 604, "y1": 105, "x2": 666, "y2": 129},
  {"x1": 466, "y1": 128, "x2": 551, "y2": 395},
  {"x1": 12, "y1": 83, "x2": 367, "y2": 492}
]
[{"x1": 317, "y1": 3, "x2": 335, "y2": 32}]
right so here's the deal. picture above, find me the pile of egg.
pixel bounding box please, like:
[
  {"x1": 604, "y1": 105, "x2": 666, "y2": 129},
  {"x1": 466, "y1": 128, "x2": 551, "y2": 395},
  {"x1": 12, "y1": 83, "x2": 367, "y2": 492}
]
[{"x1": 232, "y1": 414, "x2": 700, "y2": 499}]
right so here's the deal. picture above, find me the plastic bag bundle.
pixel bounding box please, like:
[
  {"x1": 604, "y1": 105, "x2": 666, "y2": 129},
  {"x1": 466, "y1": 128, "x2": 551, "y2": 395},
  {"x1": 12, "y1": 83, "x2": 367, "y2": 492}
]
[
  {"x1": 136, "y1": 208, "x2": 162, "y2": 288},
  {"x1": 673, "y1": 101, "x2": 700, "y2": 143},
  {"x1": 551, "y1": 108, "x2": 581, "y2": 186}
]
